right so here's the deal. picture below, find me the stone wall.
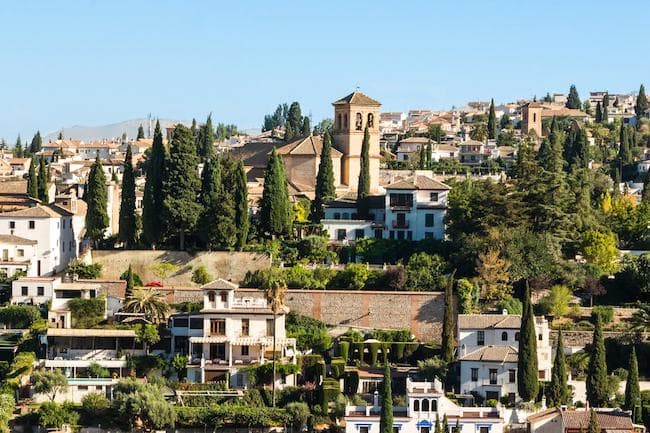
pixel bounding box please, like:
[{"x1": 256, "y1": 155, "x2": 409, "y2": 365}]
[
  {"x1": 91, "y1": 250, "x2": 270, "y2": 287},
  {"x1": 550, "y1": 330, "x2": 631, "y2": 348}
]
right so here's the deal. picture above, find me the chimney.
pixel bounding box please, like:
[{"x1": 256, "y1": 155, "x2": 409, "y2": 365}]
[{"x1": 373, "y1": 390, "x2": 379, "y2": 407}]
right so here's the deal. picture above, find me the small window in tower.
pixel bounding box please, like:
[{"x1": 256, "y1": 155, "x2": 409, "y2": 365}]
[
  {"x1": 343, "y1": 114, "x2": 348, "y2": 129},
  {"x1": 533, "y1": 113, "x2": 537, "y2": 122},
  {"x1": 337, "y1": 113, "x2": 342, "y2": 129},
  {"x1": 368, "y1": 113, "x2": 374, "y2": 128},
  {"x1": 355, "y1": 113, "x2": 363, "y2": 131}
]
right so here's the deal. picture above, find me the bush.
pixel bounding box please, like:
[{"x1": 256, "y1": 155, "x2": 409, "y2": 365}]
[
  {"x1": 330, "y1": 263, "x2": 369, "y2": 290},
  {"x1": 486, "y1": 399, "x2": 498, "y2": 407},
  {"x1": 66, "y1": 259, "x2": 102, "y2": 279},
  {"x1": 68, "y1": 298, "x2": 105, "y2": 328},
  {"x1": 330, "y1": 358, "x2": 346, "y2": 379},
  {"x1": 338, "y1": 341, "x2": 350, "y2": 362},
  {"x1": 352, "y1": 341, "x2": 364, "y2": 361},
  {"x1": 384, "y1": 266, "x2": 406, "y2": 290},
  {"x1": 496, "y1": 296, "x2": 522, "y2": 315},
  {"x1": 405, "y1": 252, "x2": 446, "y2": 291},
  {"x1": 297, "y1": 236, "x2": 332, "y2": 263},
  {"x1": 81, "y1": 392, "x2": 111, "y2": 426},
  {"x1": 285, "y1": 402, "x2": 310, "y2": 428},
  {"x1": 120, "y1": 269, "x2": 143, "y2": 286},
  {"x1": 286, "y1": 312, "x2": 332, "y2": 353},
  {"x1": 367, "y1": 342, "x2": 380, "y2": 366},
  {"x1": 301, "y1": 355, "x2": 326, "y2": 383},
  {"x1": 38, "y1": 401, "x2": 79, "y2": 428},
  {"x1": 0, "y1": 305, "x2": 40, "y2": 328},
  {"x1": 592, "y1": 306, "x2": 614, "y2": 324},
  {"x1": 321, "y1": 378, "x2": 341, "y2": 412},
  {"x1": 344, "y1": 371, "x2": 359, "y2": 394},
  {"x1": 191, "y1": 265, "x2": 213, "y2": 285},
  {"x1": 393, "y1": 342, "x2": 406, "y2": 362},
  {"x1": 88, "y1": 362, "x2": 110, "y2": 378}
]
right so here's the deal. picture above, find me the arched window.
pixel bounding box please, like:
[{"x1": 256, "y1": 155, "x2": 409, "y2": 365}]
[
  {"x1": 368, "y1": 113, "x2": 374, "y2": 128},
  {"x1": 501, "y1": 331, "x2": 508, "y2": 341},
  {"x1": 337, "y1": 114, "x2": 342, "y2": 129},
  {"x1": 207, "y1": 291, "x2": 215, "y2": 302},
  {"x1": 431, "y1": 399, "x2": 437, "y2": 412},
  {"x1": 413, "y1": 400, "x2": 420, "y2": 411},
  {"x1": 422, "y1": 399, "x2": 429, "y2": 412},
  {"x1": 220, "y1": 291, "x2": 228, "y2": 302},
  {"x1": 355, "y1": 113, "x2": 363, "y2": 131},
  {"x1": 343, "y1": 114, "x2": 348, "y2": 129}
]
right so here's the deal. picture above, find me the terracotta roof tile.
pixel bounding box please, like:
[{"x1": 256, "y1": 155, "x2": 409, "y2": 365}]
[
  {"x1": 333, "y1": 91, "x2": 381, "y2": 106},
  {"x1": 385, "y1": 175, "x2": 450, "y2": 191},
  {"x1": 561, "y1": 410, "x2": 634, "y2": 431},
  {"x1": 459, "y1": 345, "x2": 518, "y2": 363},
  {"x1": 458, "y1": 314, "x2": 521, "y2": 329}
]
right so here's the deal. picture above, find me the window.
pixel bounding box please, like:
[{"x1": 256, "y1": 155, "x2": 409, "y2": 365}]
[
  {"x1": 190, "y1": 318, "x2": 203, "y2": 329},
  {"x1": 389, "y1": 193, "x2": 413, "y2": 208},
  {"x1": 241, "y1": 319, "x2": 250, "y2": 336},
  {"x1": 396, "y1": 213, "x2": 406, "y2": 227},
  {"x1": 352, "y1": 213, "x2": 359, "y2": 219},
  {"x1": 477, "y1": 330, "x2": 485, "y2": 346},
  {"x1": 393, "y1": 428, "x2": 400, "y2": 433},
  {"x1": 413, "y1": 400, "x2": 420, "y2": 411},
  {"x1": 355, "y1": 112, "x2": 363, "y2": 131},
  {"x1": 396, "y1": 231, "x2": 405, "y2": 240},
  {"x1": 21, "y1": 286, "x2": 27, "y2": 296},
  {"x1": 430, "y1": 192, "x2": 439, "y2": 201},
  {"x1": 374, "y1": 229, "x2": 383, "y2": 239},
  {"x1": 241, "y1": 345, "x2": 249, "y2": 356},
  {"x1": 17, "y1": 249, "x2": 24, "y2": 257},
  {"x1": 360, "y1": 427, "x2": 369, "y2": 433},
  {"x1": 174, "y1": 318, "x2": 188, "y2": 328},
  {"x1": 355, "y1": 229, "x2": 365, "y2": 239},
  {"x1": 208, "y1": 291, "x2": 215, "y2": 302},
  {"x1": 425, "y1": 214, "x2": 434, "y2": 227},
  {"x1": 220, "y1": 292, "x2": 228, "y2": 302},
  {"x1": 78, "y1": 385, "x2": 88, "y2": 391},
  {"x1": 334, "y1": 212, "x2": 341, "y2": 220},
  {"x1": 9, "y1": 221, "x2": 14, "y2": 229},
  {"x1": 533, "y1": 113, "x2": 537, "y2": 122},
  {"x1": 489, "y1": 369, "x2": 498, "y2": 385},
  {"x1": 501, "y1": 331, "x2": 508, "y2": 341},
  {"x1": 480, "y1": 427, "x2": 489, "y2": 433},
  {"x1": 389, "y1": 230, "x2": 394, "y2": 239},
  {"x1": 509, "y1": 369, "x2": 516, "y2": 383},
  {"x1": 368, "y1": 113, "x2": 374, "y2": 128},
  {"x1": 37, "y1": 286, "x2": 44, "y2": 296},
  {"x1": 421, "y1": 428, "x2": 430, "y2": 433},
  {"x1": 538, "y1": 334, "x2": 543, "y2": 341},
  {"x1": 538, "y1": 370, "x2": 546, "y2": 380},
  {"x1": 424, "y1": 232, "x2": 434, "y2": 239},
  {"x1": 210, "y1": 319, "x2": 226, "y2": 336},
  {"x1": 28, "y1": 221, "x2": 35, "y2": 229},
  {"x1": 337, "y1": 114, "x2": 342, "y2": 129},
  {"x1": 342, "y1": 212, "x2": 349, "y2": 220},
  {"x1": 422, "y1": 399, "x2": 429, "y2": 411},
  {"x1": 266, "y1": 319, "x2": 274, "y2": 336},
  {"x1": 471, "y1": 368, "x2": 478, "y2": 382},
  {"x1": 62, "y1": 220, "x2": 66, "y2": 229},
  {"x1": 406, "y1": 231, "x2": 412, "y2": 240},
  {"x1": 515, "y1": 332, "x2": 520, "y2": 341},
  {"x1": 431, "y1": 399, "x2": 437, "y2": 411},
  {"x1": 336, "y1": 229, "x2": 346, "y2": 241},
  {"x1": 343, "y1": 114, "x2": 348, "y2": 129}
]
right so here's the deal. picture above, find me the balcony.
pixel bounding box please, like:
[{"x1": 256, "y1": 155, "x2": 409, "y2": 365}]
[{"x1": 392, "y1": 220, "x2": 410, "y2": 229}]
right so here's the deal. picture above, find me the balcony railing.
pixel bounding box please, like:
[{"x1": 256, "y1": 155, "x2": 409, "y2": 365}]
[{"x1": 392, "y1": 220, "x2": 409, "y2": 228}]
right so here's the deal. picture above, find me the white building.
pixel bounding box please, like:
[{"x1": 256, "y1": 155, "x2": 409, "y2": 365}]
[
  {"x1": 322, "y1": 175, "x2": 449, "y2": 244},
  {"x1": 0, "y1": 234, "x2": 38, "y2": 277},
  {"x1": 169, "y1": 279, "x2": 297, "y2": 387},
  {"x1": 396, "y1": 138, "x2": 431, "y2": 162},
  {"x1": 11, "y1": 276, "x2": 58, "y2": 305},
  {"x1": 345, "y1": 377, "x2": 505, "y2": 433},
  {"x1": 457, "y1": 314, "x2": 552, "y2": 403},
  {"x1": 431, "y1": 144, "x2": 459, "y2": 162}
]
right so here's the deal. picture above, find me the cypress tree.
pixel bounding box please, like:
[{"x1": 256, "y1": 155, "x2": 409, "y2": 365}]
[
  {"x1": 201, "y1": 156, "x2": 237, "y2": 249},
  {"x1": 587, "y1": 409, "x2": 599, "y2": 433},
  {"x1": 137, "y1": 124, "x2": 145, "y2": 140},
  {"x1": 284, "y1": 123, "x2": 295, "y2": 142},
  {"x1": 142, "y1": 120, "x2": 166, "y2": 247},
  {"x1": 566, "y1": 85, "x2": 581, "y2": 109},
  {"x1": 124, "y1": 264, "x2": 135, "y2": 300},
  {"x1": 29, "y1": 131, "x2": 42, "y2": 154},
  {"x1": 27, "y1": 157, "x2": 38, "y2": 199},
  {"x1": 586, "y1": 313, "x2": 609, "y2": 407},
  {"x1": 434, "y1": 413, "x2": 441, "y2": 433},
  {"x1": 198, "y1": 114, "x2": 214, "y2": 160},
  {"x1": 619, "y1": 123, "x2": 632, "y2": 164},
  {"x1": 379, "y1": 363, "x2": 393, "y2": 433},
  {"x1": 118, "y1": 145, "x2": 137, "y2": 248},
  {"x1": 37, "y1": 155, "x2": 48, "y2": 202},
  {"x1": 642, "y1": 171, "x2": 650, "y2": 203},
  {"x1": 310, "y1": 132, "x2": 336, "y2": 223},
  {"x1": 517, "y1": 283, "x2": 539, "y2": 401},
  {"x1": 85, "y1": 155, "x2": 109, "y2": 245},
  {"x1": 547, "y1": 331, "x2": 569, "y2": 407},
  {"x1": 487, "y1": 98, "x2": 497, "y2": 139},
  {"x1": 635, "y1": 84, "x2": 648, "y2": 118},
  {"x1": 441, "y1": 274, "x2": 455, "y2": 363},
  {"x1": 443, "y1": 414, "x2": 449, "y2": 433},
  {"x1": 287, "y1": 102, "x2": 302, "y2": 132},
  {"x1": 603, "y1": 94, "x2": 610, "y2": 124},
  {"x1": 624, "y1": 346, "x2": 640, "y2": 420},
  {"x1": 14, "y1": 135, "x2": 23, "y2": 158},
  {"x1": 301, "y1": 116, "x2": 311, "y2": 136},
  {"x1": 162, "y1": 124, "x2": 202, "y2": 250},
  {"x1": 612, "y1": 167, "x2": 622, "y2": 200},
  {"x1": 233, "y1": 159, "x2": 250, "y2": 249},
  {"x1": 595, "y1": 102, "x2": 602, "y2": 123},
  {"x1": 357, "y1": 126, "x2": 371, "y2": 219},
  {"x1": 260, "y1": 148, "x2": 292, "y2": 238}
]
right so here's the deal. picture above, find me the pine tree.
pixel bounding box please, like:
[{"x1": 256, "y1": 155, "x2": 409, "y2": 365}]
[
  {"x1": 441, "y1": 274, "x2": 455, "y2": 363},
  {"x1": 487, "y1": 99, "x2": 497, "y2": 139},
  {"x1": 547, "y1": 331, "x2": 569, "y2": 407},
  {"x1": 586, "y1": 313, "x2": 609, "y2": 407},
  {"x1": 517, "y1": 283, "x2": 539, "y2": 401},
  {"x1": 379, "y1": 363, "x2": 393, "y2": 433},
  {"x1": 635, "y1": 84, "x2": 648, "y2": 118},
  {"x1": 233, "y1": 159, "x2": 250, "y2": 249},
  {"x1": 118, "y1": 145, "x2": 137, "y2": 248},
  {"x1": 260, "y1": 148, "x2": 292, "y2": 238},
  {"x1": 301, "y1": 116, "x2": 311, "y2": 136},
  {"x1": 357, "y1": 126, "x2": 371, "y2": 219},
  {"x1": 27, "y1": 157, "x2": 38, "y2": 199},
  {"x1": 85, "y1": 155, "x2": 109, "y2": 244},
  {"x1": 142, "y1": 120, "x2": 166, "y2": 247},
  {"x1": 124, "y1": 264, "x2": 135, "y2": 300},
  {"x1": 587, "y1": 409, "x2": 599, "y2": 433},
  {"x1": 37, "y1": 155, "x2": 48, "y2": 202},
  {"x1": 595, "y1": 102, "x2": 602, "y2": 123},
  {"x1": 137, "y1": 124, "x2": 145, "y2": 140},
  {"x1": 311, "y1": 132, "x2": 336, "y2": 223},
  {"x1": 284, "y1": 123, "x2": 294, "y2": 142},
  {"x1": 624, "y1": 346, "x2": 640, "y2": 420},
  {"x1": 29, "y1": 131, "x2": 42, "y2": 154},
  {"x1": 566, "y1": 85, "x2": 581, "y2": 109},
  {"x1": 287, "y1": 102, "x2": 302, "y2": 132},
  {"x1": 162, "y1": 124, "x2": 202, "y2": 250}
]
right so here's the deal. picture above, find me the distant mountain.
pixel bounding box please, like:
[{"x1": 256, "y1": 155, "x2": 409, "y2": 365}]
[{"x1": 42, "y1": 118, "x2": 190, "y2": 142}]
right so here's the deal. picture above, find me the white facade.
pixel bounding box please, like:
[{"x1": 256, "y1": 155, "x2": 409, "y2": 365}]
[
  {"x1": 169, "y1": 279, "x2": 297, "y2": 387},
  {"x1": 11, "y1": 277, "x2": 58, "y2": 305},
  {"x1": 0, "y1": 235, "x2": 38, "y2": 277},
  {"x1": 345, "y1": 378, "x2": 505, "y2": 433}
]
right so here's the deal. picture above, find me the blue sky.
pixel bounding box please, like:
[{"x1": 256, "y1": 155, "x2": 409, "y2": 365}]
[{"x1": 1, "y1": 0, "x2": 649, "y2": 141}]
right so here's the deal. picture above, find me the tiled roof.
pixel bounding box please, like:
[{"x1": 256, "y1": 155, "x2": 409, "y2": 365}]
[
  {"x1": 385, "y1": 175, "x2": 450, "y2": 191},
  {"x1": 325, "y1": 193, "x2": 385, "y2": 209},
  {"x1": 0, "y1": 204, "x2": 71, "y2": 218},
  {"x1": 399, "y1": 137, "x2": 431, "y2": 144},
  {"x1": 458, "y1": 314, "x2": 521, "y2": 329},
  {"x1": 0, "y1": 234, "x2": 37, "y2": 245},
  {"x1": 47, "y1": 328, "x2": 136, "y2": 337},
  {"x1": 333, "y1": 91, "x2": 381, "y2": 106},
  {"x1": 459, "y1": 345, "x2": 518, "y2": 363},
  {"x1": 561, "y1": 410, "x2": 634, "y2": 431},
  {"x1": 201, "y1": 278, "x2": 239, "y2": 291},
  {"x1": 0, "y1": 181, "x2": 27, "y2": 195},
  {"x1": 276, "y1": 135, "x2": 342, "y2": 158}
]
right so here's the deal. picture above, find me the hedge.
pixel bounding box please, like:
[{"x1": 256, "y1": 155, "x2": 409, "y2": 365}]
[
  {"x1": 592, "y1": 306, "x2": 614, "y2": 324},
  {"x1": 320, "y1": 378, "x2": 341, "y2": 413},
  {"x1": 68, "y1": 298, "x2": 105, "y2": 328},
  {"x1": 366, "y1": 342, "x2": 381, "y2": 366},
  {"x1": 0, "y1": 305, "x2": 40, "y2": 329},
  {"x1": 300, "y1": 355, "x2": 325, "y2": 383},
  {"x1": 330, "y1": 358, "x2": 345, "y2": 379},
  {"x1": 176, "y1": 405, "x2": 288, "y2": 428},
  {"x1": 353, "y1": 342, "x2": 364, "y2": 361},
  {"x1": 242, "y1": 363, "x2": 299, "y2": 385},
  {"x1": 338, "y1": 341, "x2": 350, "y2": 362},
  {"x1": 344, "y1": 370, "x2": 359, "y2": 394}
]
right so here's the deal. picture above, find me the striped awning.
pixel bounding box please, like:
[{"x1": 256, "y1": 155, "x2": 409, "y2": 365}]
[{"x1": 189, "y1": 336, "x2": 296, "y2": 346}]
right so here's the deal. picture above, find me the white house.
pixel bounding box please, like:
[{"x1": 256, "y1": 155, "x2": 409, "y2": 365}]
[
  {"x1": 345, "y1": 377, "x2": 505, "y2": 433},
  {"x1": 431, "y1": 144, "x2": 459, "y2": 162},
  {"x1": 0, "y1": 234, "x2": 38, "y2": 277},
  {"x1": 396, "y1": 137, "x2": 431, "y2": 162},
  {"x1": 11, "y1": 276, "x2": 58, "y2": 305},
  {"x1": 169, "y1": 279, "x2": 297, "y2": 387},
  {"x1": 457, "y1": 314, "x2": 552, "y2": 403}
]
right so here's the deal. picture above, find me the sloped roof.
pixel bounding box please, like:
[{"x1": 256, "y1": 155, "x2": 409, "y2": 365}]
[
  {"x1": 0, "y1": 181, "x2": 27, "y2": 195},
  {"x1": 385, "y1": 175, "x2": 450, "y2": 191},
  {"x1": 0, "y1": 234, "x2": 37, "y2": 245},
  {"x1": 561, "y1": 410, "x2": 634, "y2": 431},
  {"x1": 458, "y1": 314, "x2": 521, "y2": 329},
  {"x1": 201, "y1": 278, "x2": 239, "y2": 291},
  {"x1": 333, "y1": 91, "x2": 381, "y2": 106},
  {"x1": 459, "y1": 345, "x2": 518, "y2": 363},
  {"x1": 276, "y1": 135, "x2": 342, "y2": 158},
  {"x1": 399, "y1": 137, "x2": 431, "y2": 144},
  {"x1": 0, "y1": 204, "x2": 72, "y2": 218}
]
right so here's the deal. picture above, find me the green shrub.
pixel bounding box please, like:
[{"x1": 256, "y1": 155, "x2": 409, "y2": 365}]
[
  {"x1": 66, "y1": 260, "x2": 102, "y2": 279},
  {"x1": 592, "y1": 305, "x2": 614, "y2": 324},
  {"x1": 330, "y1": 263, "x2": 370, "y2": 289},
  {"x1": 301, "y1": 355, "x2": 325, "y2": 383},
  {"x1": 38, "y1": 401, "x2": 80, "y2": 428},
  {"x1": 344, "y1": 371, "x2": 359, "y2": 394},
  {"x1": 367, "y1": 342, "x2": 380, "y2": 366},
  {"x1": 393, "y1": 342, "x2": 406, "y2": 362},
  {"x1": 119, "y1": 269, "x2": 143, "y2": 286},
  {"x1": 338, "y1": 341, "x2": 350, "y2": 362},
  {"x1": 0, "y1": 305, "x2": 40, "y2": 328},
  {"x1": 486, "y1": 399, "x2": 498, "y2": 407},
  {"x1": 330, "y1": 357, "x2": 345, "y2": 379},
  {"x1": 320, "y1": 378, "x2": 341, "y2": 412},
  {"x1": 191, "y1": 265, "x2": 213, "y2": 285},
  {"x1": 352, "y1": 341, "x2": 364, "y2": 361},
  {"x1": 68, "y1": 297, "x2": 105, "y2": 328}
]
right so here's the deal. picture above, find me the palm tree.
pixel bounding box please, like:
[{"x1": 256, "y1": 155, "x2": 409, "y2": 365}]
[
  {"x1": 263, "y1": 269, "x2": 287, "y2": 407},
  {"x1": 122, "y1": 288, "x2": 169, "y2": 323}
]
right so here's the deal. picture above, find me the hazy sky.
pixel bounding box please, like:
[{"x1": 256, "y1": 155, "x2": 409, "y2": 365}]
[{"x1": 1, "y1": 0, "x2": 649, "y2": 141}]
